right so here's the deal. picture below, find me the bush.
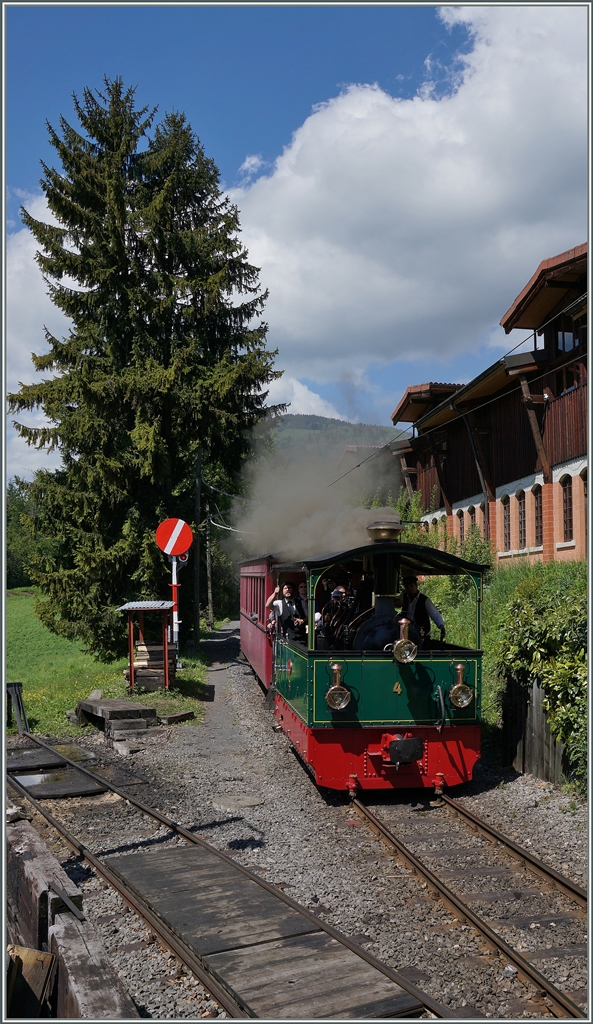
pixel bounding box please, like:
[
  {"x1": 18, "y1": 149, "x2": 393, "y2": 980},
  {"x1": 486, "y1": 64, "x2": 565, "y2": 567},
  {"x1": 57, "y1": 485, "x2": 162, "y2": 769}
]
[{"x1": 492, "y1": 561, "x2": 587, "y2": 791}]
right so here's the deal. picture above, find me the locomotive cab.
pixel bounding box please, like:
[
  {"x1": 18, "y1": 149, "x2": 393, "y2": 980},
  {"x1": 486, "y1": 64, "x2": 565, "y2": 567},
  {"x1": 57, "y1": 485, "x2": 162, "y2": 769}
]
[{"x1": 240, "y1": 527, "x2": 487, "y2": 794}]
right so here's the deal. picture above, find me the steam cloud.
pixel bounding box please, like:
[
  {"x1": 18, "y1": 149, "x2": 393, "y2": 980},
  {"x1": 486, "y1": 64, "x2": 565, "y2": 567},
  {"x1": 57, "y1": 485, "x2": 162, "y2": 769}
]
[{"x1": 231, "y1": 439, "x2": 404, "y2": 562}]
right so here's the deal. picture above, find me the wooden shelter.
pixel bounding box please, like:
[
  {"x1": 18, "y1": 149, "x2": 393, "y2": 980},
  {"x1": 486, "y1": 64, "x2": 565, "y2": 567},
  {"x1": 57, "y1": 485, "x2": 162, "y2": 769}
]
[{"x1": 117, "y1": 601, "x2": 175, "y2": 692}]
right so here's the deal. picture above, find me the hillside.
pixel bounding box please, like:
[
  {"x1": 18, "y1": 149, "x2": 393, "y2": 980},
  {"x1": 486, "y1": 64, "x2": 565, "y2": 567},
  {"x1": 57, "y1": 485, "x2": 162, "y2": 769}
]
[{"x1": 267, "y1": 413, "x2": 403, "y2": 460}]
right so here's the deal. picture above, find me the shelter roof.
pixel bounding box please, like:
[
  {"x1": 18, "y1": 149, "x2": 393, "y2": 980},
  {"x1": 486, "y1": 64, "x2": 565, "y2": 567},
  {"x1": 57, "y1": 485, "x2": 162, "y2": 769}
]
[
  {"x1": 500, "y1": 243, "x2": 587, "y2": 333},
  {"x1": 117, "y1": 601, "x2": 174, "y2": 611},
  {"x1": 391, "y1": 383, "x2": 463, "y2": 426},
  {"x1": 276, "y1": 540, "x2": 487, "y2": 577}
]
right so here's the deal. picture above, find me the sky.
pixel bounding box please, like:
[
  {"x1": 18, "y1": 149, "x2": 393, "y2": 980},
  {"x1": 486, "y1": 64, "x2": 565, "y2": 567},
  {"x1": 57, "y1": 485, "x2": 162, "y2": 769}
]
[{"x1": 5, "y1": 3, "x2": 589, "y2": 479}]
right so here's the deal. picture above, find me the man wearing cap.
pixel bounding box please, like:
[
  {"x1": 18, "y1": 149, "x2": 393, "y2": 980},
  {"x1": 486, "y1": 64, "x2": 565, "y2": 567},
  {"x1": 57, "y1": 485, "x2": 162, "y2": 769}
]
[{"x1": 398, "y1": 576, "x2": 446, "y2": 645}]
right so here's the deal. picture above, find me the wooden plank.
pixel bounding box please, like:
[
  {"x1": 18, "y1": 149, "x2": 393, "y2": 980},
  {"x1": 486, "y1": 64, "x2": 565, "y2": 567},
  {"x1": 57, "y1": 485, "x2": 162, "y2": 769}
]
[
  {"x1": 92, "y1": 765, "x2": 149, "y2": 786},
  {"x1": 151, "y1": 886, "x2": 320, "y2": 955},
  {"x1": 6, "y1": 819, "x2": 84, "y2": 950},
  {"x1": 49, "y1": 912, "x2": 140, "y2": 1018},
  {"x1": 12, "y1": 768, "x2": 107, "y2": 799},
  {"x1": 205, "y1": 931, "x2": 423, "y2": 1019},
  {"x1": 7, "y1": 749, "x2": 67, "y2": 772},
  {"x1": 463, "y1": 887, "x2": 550, "y2": 903},
  {"x1": 525, "y1": 944, "x2": 587, "y2": 961},
  {"x1": 106, "y1": 849, "x2": 319, "y2": 956},
  {"x1": 106, "y1": 848, "x2": 425, "y2": 1017},
  {"x1": 106, "y1": 846, "x2": 245, "y2": 897},
  {"x1": 158, "y1": 711, "x2": 196, "y2": 725},
  {"x1": 439, "y1": 866, "x2": 513, "y2": 879},
  {"x1": 6, "y1": 744, "x2": 97, "y2": 772},
  {"x1": 489, "y1": 911, "x2": 584, "y2": 928},
  {"x1": 6, "y1": 945, "x2": 56, "y2": 1018},
  {"x1": 410, "y1": 846, "x2": 486, "y2": 859},
  {"x1": 77, "y1": 698, "x2": 157, "y2": 720}
]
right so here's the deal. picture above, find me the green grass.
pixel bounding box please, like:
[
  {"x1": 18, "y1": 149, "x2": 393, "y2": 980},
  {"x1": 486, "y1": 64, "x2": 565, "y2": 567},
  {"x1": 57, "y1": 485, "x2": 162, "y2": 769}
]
[{"x1": 6, "y1": 588, "x2": 216, "y2": 737}]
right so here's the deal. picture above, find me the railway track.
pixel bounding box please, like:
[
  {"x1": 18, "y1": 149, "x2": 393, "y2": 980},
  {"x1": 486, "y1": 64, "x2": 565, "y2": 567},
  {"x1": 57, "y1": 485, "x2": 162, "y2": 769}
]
[
  {"x1": 8, "y1": 733, "x2": 453, "y2": 1019},
  {"x1": 352, "y1": 795, "x2": 587, "y2": 1019}
]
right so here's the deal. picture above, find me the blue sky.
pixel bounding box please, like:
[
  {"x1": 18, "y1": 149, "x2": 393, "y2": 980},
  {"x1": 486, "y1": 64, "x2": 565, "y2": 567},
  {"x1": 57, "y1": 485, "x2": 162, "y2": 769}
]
[
  {"x1": 6, "y1": 6, "x2": 471, "y2": 200},
  {"x1": 6, "y1": 4, "x2": 588, "y2": 476}
]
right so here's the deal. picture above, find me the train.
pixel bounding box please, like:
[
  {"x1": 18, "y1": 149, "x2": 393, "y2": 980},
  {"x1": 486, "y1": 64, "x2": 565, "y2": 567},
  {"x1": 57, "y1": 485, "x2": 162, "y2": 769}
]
[{"x1": 239, "y1": 519, "x2": 487, "y2": 796}]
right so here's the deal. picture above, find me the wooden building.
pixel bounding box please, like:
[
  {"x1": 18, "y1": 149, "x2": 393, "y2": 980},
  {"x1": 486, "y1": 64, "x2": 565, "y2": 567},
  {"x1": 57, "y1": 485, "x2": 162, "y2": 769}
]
[{"x1": 391, "y1": 243, "x2": 587, "y2": 564}]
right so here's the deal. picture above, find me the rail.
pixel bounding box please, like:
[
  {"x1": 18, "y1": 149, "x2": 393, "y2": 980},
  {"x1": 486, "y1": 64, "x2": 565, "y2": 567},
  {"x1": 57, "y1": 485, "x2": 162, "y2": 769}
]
[{"x1": 352, "y1": 798, "x2": 586, "y2": 1020}]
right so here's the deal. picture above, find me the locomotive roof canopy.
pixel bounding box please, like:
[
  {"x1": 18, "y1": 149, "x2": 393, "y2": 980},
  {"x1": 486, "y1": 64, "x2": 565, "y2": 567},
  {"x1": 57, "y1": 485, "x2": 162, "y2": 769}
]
[{"x1": 275, "y1": 541, "x2": 488, "y2": 577}]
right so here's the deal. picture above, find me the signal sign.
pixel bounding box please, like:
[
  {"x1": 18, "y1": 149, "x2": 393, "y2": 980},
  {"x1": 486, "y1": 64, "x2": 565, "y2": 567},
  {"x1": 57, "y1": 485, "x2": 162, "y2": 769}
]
[{"x1": 155, "y1": 518, "x2": 193, "y2": 556}]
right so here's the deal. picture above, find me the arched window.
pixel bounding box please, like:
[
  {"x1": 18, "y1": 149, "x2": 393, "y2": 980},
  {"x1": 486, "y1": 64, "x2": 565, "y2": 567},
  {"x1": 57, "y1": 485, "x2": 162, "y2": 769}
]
[
  {"x1": 561, "y1": 476, "x2": 573, "y2": 541},
  {"x1": 581, "y1": 469, "x2": 587, "y2": 540},
  {"x1": 516, "y1": 491, "x2": 526, "y2": 549},
  {"x1": 480, "y1": 501, "x2": 490, "y2": 542},
  {"x1": 501, "y1": 495, "x2": 510, "y2": 551},
  {"x1": 457, "y1": 509, "x2": 464, "y2": 545},
  {"x1": 468, "y1": 506, "x2": 476, "y2": 530},
  {"x1": 532, "y1": 484, "x2": 543, "y2": 546}
]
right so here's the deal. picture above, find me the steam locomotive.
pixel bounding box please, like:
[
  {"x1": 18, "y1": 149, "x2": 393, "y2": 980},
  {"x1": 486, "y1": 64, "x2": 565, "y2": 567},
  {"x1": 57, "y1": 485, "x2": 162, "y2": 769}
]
[{"x1": 239, "y1": 520, "x2": 487, "y2": 795}]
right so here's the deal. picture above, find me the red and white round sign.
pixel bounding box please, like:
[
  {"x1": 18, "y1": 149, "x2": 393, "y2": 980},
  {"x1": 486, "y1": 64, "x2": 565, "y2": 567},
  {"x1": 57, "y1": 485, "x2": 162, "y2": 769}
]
[{"x1": 155, "y1": 518, "x2": 193, "y2": 556}]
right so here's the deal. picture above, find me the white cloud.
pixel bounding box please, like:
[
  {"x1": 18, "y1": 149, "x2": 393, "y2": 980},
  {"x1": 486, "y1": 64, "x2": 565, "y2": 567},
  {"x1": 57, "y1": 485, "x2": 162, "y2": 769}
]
[
  {"x1": 6, "y1": 194, "x2": 70, "y2": 479},
  {"x1": 232, "y1": 6, "x2": 587, "y2": 382},
  {"x1": 239, "y1": 154, "x2": 265, "y2": 178},
  {"x1": 264, "y1": 376, "x2": 347, "y2": 420}
]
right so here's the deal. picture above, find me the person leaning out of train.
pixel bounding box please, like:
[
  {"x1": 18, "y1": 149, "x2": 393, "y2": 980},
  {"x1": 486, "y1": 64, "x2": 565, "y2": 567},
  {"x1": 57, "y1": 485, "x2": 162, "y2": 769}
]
[
  {"x1": 396, "y1": 576, "x2": 446, "y2": 645},
  {"x1": 266, "y1": 582, "x2": 306, "y2": 641}
]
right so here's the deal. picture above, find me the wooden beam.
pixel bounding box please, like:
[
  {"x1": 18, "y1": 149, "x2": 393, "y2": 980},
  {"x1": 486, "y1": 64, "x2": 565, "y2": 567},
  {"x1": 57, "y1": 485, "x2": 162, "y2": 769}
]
[
  {"x1": 519, "y1": 375, "x2": 552, "y2": 483},
  {"x1": 428, "y1": 440, "x2": 452, "y2": 516},
  {"x1": 521, "y1": 393, "x2": 547, "y2": 404},
  {"x1": 399, "y1": 456, "x2": 414, "y2": 500},
  {"x1": 461, "y1": 412, "x2": 495, "y2": 503}
]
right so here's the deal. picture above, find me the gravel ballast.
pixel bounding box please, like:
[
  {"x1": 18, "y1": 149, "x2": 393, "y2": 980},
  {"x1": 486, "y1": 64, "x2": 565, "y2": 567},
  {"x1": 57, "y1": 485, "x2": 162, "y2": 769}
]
[{"x1": 9, "y1": 623, "x2": 587, "y2": 1019}]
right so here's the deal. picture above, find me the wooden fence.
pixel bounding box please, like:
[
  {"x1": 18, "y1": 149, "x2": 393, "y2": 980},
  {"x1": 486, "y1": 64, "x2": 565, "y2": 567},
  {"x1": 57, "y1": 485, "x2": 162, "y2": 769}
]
[{"x1": 501, "y1": 677, "x2": 565, "y2": 784}]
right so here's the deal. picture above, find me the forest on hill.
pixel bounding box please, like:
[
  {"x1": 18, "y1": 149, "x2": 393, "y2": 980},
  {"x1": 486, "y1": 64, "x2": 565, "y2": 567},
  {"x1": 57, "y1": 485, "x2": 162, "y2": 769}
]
[{"x1": 267, "y1": 414, "x2": 404, "y2": 461}]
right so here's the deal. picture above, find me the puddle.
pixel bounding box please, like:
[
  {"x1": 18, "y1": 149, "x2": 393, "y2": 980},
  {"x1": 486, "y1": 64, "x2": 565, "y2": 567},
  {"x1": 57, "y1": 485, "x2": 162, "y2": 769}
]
[
  {"x1": 53, "y1": 744, "x2": 97, "y2": 762},
  {"x1": 15, "y1": 771, "x2": 72, "y2": 787}
]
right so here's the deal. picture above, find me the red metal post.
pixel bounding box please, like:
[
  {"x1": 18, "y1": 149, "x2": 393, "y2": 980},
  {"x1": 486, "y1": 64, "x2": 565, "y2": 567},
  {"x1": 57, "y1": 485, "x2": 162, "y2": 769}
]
[
  {"x1": 163, "y1": 610, "x2": 170, "y2": 690},
  {"x1": 128, "y1": 613, "x2": 135, "y2": 693}
]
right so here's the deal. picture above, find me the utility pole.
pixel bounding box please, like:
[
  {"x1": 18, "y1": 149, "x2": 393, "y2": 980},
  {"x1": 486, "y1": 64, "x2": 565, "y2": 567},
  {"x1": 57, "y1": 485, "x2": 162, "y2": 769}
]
[
  {"x1": 206, "y1": 501, "x2": 214, "y2": 631},
  {"x1": 193, "y1": 447, "x2": 201, "y2": 646}
]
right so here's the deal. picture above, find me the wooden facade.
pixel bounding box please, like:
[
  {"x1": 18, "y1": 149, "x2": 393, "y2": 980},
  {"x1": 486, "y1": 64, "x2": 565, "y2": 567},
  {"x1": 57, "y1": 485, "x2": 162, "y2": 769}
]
[{"x1": 392, "y1": 243, "x2": 587, "y2": 565}]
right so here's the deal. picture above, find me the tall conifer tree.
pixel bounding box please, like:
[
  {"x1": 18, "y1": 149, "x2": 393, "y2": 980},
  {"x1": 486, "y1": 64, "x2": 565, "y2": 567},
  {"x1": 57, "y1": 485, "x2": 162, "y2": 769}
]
[{"x1": 8, "y1": 78, "x2": 280, "y2": 658}]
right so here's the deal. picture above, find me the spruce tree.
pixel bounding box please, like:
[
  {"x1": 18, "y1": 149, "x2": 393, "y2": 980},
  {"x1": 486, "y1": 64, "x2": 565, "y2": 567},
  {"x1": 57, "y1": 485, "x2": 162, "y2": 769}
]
[{"x1": 8, "y1": 78, "x2": 280, "y2": 658}]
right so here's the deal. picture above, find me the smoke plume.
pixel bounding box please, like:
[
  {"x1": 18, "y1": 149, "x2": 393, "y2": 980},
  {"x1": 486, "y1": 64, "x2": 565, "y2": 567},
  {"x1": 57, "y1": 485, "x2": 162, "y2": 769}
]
[{"x1": 230, "y1": 435, "x2": 404, "y2": 561}]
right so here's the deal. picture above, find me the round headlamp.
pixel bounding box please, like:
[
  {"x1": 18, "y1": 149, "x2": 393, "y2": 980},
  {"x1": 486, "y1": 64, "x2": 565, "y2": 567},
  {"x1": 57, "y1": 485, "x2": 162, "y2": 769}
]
[
  {"x1": 324, "y1": 685, "x2": 351, "y2": 711},
  {"x1": 393, "y1": 639, "x2": 417, "y2": 664},
  {"x1": 449, "y1": 682, "x2": 473, "y2": 709}
]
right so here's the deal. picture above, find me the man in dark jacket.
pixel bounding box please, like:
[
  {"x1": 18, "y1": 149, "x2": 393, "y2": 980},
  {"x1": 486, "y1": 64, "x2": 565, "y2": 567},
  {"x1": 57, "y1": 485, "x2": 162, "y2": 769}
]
[{"x1": 398, "y1": 576, "x2": 446, "y2": 645}]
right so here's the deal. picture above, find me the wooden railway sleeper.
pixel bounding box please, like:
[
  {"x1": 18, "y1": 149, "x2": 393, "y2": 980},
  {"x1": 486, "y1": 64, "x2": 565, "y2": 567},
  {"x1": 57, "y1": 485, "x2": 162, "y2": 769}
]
[
  {"x1": 441, "y1": 795, "x2": 587, "y2": 910},
  {"x1": 352, "y1": 799, "x2": 586, "y2": 1019}
]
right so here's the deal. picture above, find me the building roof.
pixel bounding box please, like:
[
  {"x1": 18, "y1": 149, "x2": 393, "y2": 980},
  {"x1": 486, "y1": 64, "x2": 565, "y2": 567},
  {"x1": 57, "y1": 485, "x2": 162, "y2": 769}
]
[
  {"x1": 410, "y1": 350, "x2": 548, "y2": 434},
  {"x1": 500, "y1": 243, "x2": 587, "y2": 334},
  {"x1": 391, "y1": 382, "x2": 463, "y2": 426}
]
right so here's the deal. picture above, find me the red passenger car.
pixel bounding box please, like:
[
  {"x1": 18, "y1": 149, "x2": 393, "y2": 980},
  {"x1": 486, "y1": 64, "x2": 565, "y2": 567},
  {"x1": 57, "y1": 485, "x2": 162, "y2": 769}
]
[{"x1": 239, "y1": 557, "x2": 275, "y2": 688}]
